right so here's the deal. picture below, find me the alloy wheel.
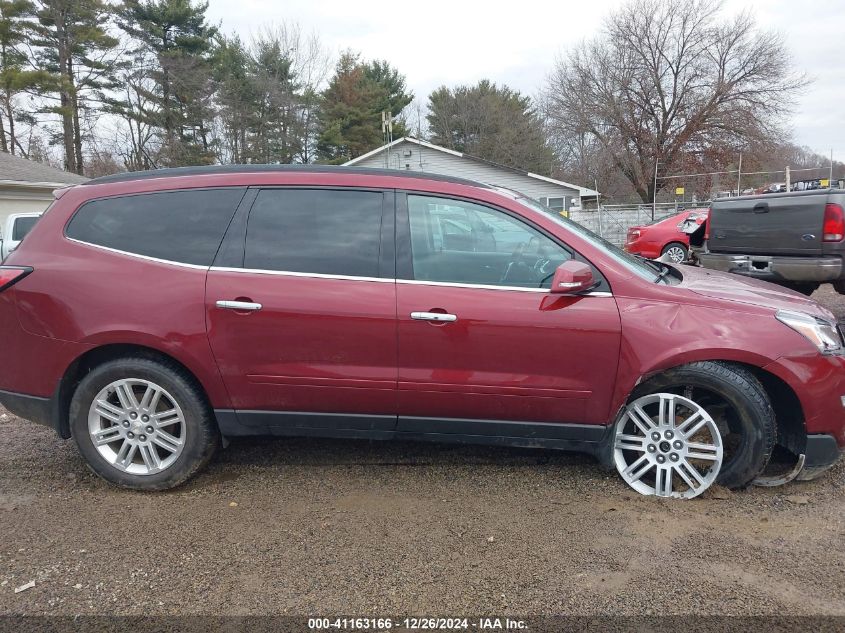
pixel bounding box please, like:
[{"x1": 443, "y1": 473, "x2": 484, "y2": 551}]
[
  {"x1": 87, "y1": 378, "x2": 186, "y2": 476},
  {"x1": 614, "y1": 393, "x2": 723, "y2": 499},
  {"x1": 664, "y1": 246, "x2": 686, "y2": 263}
]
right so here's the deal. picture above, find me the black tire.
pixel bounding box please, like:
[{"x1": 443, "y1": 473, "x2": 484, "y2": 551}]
[
  {"x1": 69, "y1": 356, "x2": 219, "y2": 490},
  {"x1": 660, "y1": 242, "x2": 688, "y2": 263},
  {"x1": 628, "y1": 361, "x2": 776, "y2": 489}
]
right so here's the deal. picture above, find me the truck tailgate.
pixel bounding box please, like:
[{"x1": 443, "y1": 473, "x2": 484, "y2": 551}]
[{"x1": 709, "y1": 192, "x2": 826, "y2": 255}]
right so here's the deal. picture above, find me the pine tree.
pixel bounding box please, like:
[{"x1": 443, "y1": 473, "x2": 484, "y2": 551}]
[
  {"x1": 316, "y1": 52, "x2": 412, "y2": 164},
  {"x1": 117, "y1": 0, "x2": 217, "y2": 166},
  {"x1": 212, "y1": 34, "x2": 252, "y2": 163},
  {"x1": 0, "y1": 0, "x2": 42, "y2": 155},
  {"x1": 31, "y1": 0, "x2": 121, "y2": 174},
  {"x1": 363, "y1": 59, "x2": 412, "y2": 137},
  {"x1": 427, "y1": 80, "x2": 555, "y2": 174}
]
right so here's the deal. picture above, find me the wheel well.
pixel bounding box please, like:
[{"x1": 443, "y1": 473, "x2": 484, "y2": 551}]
[
  {"x1": 55, "y1": 344, "x2": 212, "y2": 439},
  {"x1": 737, "y1": 363, "x2": 807, "y2": 457},
  {"x1": 636, "y1": 360, "x2": 807, "y2": 457}
]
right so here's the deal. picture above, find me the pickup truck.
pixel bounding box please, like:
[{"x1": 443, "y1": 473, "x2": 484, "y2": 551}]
[
  {"x1": 692, "y1": 189, "x2": 845, "y2": 295},
  {"x1": 0, "y1": 212, "x2": 41, "y2": 262}
]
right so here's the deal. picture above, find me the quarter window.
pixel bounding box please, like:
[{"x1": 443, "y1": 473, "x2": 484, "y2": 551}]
[
  {"x1": 245, "y1": 189, "x2": 383, "y2": 277},
  {"x1": 66, "y1": 188, "x2": 245, "y2": 266},
  {"x1": 407, "y1": 195, "x2": 571, "y2": 288}
]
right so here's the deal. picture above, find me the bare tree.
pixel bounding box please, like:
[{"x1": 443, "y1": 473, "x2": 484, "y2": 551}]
[{"x1": 543, "y1": 0, "x2": 805, "y2": 202}]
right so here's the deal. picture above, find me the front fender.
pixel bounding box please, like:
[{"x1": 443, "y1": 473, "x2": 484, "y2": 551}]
[{"x1": 607, "y1": 298, "x2": 800, "y2": 419}]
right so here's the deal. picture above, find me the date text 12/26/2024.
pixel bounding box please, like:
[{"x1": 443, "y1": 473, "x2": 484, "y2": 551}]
[{"x1": 308, "y1": 617, "x2": 528, "y2": 630}]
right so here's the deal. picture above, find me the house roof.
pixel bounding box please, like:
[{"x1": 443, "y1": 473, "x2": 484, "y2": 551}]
[
  {"x1": 344, "y1": 137, "x2": 600, "y2": 198},
  {"x1": 0, "y1": 151, "x2": 88, "y2": 188}
]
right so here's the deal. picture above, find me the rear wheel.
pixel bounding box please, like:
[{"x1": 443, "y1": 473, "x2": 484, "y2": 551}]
[
  {"x1": 69, "y1": 357, "x2": 219, "y2": 490},
  {"x1": 613, "y1": 362, "x2": 776, "y2": 497},
  {"x1": 661, "y1": 242, "x2": 688, "y2": 263}
]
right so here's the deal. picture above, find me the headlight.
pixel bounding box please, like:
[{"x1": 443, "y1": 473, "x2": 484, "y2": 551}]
[{"x1": 776, "y1": 310, "x2": 843, "y2": 354}]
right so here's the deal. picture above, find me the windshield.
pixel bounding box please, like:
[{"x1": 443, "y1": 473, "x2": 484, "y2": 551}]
[{"x1": 515, "y1": 196, "x2": 673, "y2": 283}]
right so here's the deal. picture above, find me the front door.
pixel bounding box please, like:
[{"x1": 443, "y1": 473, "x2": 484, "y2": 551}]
[
  {"x1": 395, "y1": 193, "x2": 621, "y2": 433},
  {"x1": 205, "y1": 187, "x2": 397, "y2": 431}
]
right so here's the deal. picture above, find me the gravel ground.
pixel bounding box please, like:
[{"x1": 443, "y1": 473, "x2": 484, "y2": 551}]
[{"x1": 1, "y1": 287, "x2": 845, "y2": 622}]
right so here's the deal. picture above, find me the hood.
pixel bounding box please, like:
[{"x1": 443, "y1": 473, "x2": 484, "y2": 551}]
[{"x1": 677, "y1": 264, "x2": 836, "y2": 322}]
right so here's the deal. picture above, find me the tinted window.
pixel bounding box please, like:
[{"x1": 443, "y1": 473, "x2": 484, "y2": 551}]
[
  {"x1": 245, "y1": 189, "x2": 383, "y2": 277},
  {"x1": 12, "y1": 216, "x2": 38, "y2": 241},
  {"x1": 408, "y1": 195, "x2": 571, "y2": 288},
  {"x1": 66, "y1": 188, "x2": 244, "y2": 266}
]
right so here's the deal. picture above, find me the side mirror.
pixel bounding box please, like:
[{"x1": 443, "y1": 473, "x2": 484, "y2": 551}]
[{"x1": 549, "y1": 260, "x2": 597, "y2": 295}]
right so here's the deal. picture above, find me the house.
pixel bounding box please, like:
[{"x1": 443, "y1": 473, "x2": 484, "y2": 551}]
[
  {"x1": 0, "y1": 151, "x2": 88, "y2": 228},
  {"x1": 344, "y1": 137, "x2": 599, "y2": 212}
]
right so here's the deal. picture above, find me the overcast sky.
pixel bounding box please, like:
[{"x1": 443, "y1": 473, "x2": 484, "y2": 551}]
[{"x1": 207, "y1": 0, "x2": 845, "y2": 161}]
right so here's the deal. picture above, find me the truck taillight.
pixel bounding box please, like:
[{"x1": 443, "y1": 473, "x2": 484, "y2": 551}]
[
  {"x1": 823, "y1": 204, "x2": 845, "y2": 242},
  {"x1": 0, "y1": 266, "x2": 32, "y2": 292},
  {"x1": 703, "y1": 208, "x2": 711, "y2": 240}
]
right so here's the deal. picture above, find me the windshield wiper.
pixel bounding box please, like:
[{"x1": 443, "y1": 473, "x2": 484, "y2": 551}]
[
  {"x1": 632, "y1": 254, "x2": 671, "y2": 282},
  {"x1": 653, "y1": 264, "x2": 672, "y2": 283}
]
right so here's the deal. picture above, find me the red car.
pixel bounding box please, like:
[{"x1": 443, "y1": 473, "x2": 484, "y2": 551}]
[
  {"x1": 624, "y1": 209, "x2": 709, "y2": 263},
  {"x1": 0, "y1": 167, "x2": 843, "y2": 499}
]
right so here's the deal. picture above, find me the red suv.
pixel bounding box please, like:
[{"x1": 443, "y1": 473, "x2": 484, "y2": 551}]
[
  {"x1": 1, "y1": 167, "x2": 843, "y2": 499},
  {"x1": 624, "y1": 209, "x2": 709, "y2": 263}
]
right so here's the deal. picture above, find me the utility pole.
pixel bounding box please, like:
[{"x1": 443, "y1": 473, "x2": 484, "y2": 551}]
[
  {"x1": 785, "y1": 165, "x2": 791, "y2": 191},
  {"x1": 736, "y1": 153, "x2": 742, "y2": 196},
  {"x1": 831, "y1": 149, "x2": 835, "y2": 187},
  {"x1": 381, "y1": 111, "x2": 394, "y2": 168},
  {"x1": 652, "y1": 156, "x2": 659, "y2": 221}
]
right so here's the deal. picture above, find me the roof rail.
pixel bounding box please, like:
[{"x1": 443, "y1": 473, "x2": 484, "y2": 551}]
[{"x1": 83, "y1": 164, "x2": 490, "y2": 188}]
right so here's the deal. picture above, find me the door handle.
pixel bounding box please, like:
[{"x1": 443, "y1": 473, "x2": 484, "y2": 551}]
[
  {"x1": 411, "y1": 311, "x2": 457, "y2": 322},
  {"x1": 216, "y1": 300, "x2": 263, "y2": 312}
]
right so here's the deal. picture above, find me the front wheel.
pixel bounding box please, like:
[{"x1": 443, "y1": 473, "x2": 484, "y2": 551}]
[
  {"x1": 613, "y1": 362, "x2": 776, "y2": 498},
  {"x1": 69, "y1": 357, "x2": 219, "y2": 490}
]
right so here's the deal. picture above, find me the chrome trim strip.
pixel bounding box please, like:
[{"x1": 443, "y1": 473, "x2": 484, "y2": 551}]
[
  {"x1": 209, "y1": 266, "x2": 392, "y2": 283},
  {"x1": 211, "y1": 267, "x2": 615, "y2": 295},
  {"x1": 66, "y1": 237, "x2": 210, "y2": 270},
  {"x1": 396, "y1": 278, "x2": 548, "y2": 293}
]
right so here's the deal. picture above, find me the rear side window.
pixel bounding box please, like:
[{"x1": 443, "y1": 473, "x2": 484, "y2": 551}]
[
  {"x1": 66, "y1": 188, "x2": 245, "y2": 266},
  {"x1": 12, "y1": 216, "x2": 38, "y2": 240},
  {"x1": 245, "y1": 189, "x2": 383, "y2": 277}
]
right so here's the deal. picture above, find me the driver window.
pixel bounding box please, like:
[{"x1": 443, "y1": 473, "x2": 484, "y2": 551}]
[{"x1": 408, "y1": 195, "x2": 571, "y2": 288}]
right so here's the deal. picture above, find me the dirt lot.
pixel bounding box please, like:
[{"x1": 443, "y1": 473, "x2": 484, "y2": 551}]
[{"x1": 2, "y1": 287, "x2": 845, "y2": 622}]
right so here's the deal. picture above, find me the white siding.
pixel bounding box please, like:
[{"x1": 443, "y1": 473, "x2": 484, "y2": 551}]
[
  {"x1": 0, "y1": 187, "x2": 53, "y2": 230},
  {"x1": 353, "y1": 140, "x2": 580, "y2": 204}
]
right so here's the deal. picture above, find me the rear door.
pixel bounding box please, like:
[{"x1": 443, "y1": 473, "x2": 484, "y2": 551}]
[
  {"x1": 205, "y1": 187, "x2": 398, "y2": 431},
  {"x1": 710, "y1": 192, "x2": 826, "y2": 255}
]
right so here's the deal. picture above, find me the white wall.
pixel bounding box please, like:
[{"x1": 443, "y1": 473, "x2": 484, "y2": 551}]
[
  {"x1": 354, "y1": 141, "x2": 580, "y2": 204},
  {"x1": 0, "y1": 187, "x2": 54, "y2": 231}
]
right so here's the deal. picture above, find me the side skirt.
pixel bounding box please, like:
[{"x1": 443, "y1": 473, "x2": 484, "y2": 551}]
[{"x1": 214, "y1": 410, "x2": 610, "y2": 456}]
